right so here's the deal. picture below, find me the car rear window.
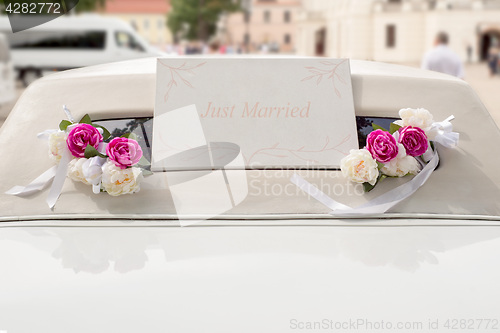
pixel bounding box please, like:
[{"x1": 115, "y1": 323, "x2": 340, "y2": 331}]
[
  {"x1": 94, "y1": 116, "x2": 398, "y2": 169},
  {"x1": 93, "y1": 117, "x2": 153, "y2": 164}
]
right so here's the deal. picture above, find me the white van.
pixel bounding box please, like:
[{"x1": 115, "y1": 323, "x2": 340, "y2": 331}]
[
  {"x1": 0, "y1": 15, "x2": 165, "y2": 85},
  {"x1": 0, "y1": 33, "x2": 15, "y2": 105}
]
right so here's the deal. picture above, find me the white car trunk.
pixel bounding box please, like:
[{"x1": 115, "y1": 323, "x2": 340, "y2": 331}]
[{"x1": 1, "y1": 221, "x2": 499, "y2": 333}]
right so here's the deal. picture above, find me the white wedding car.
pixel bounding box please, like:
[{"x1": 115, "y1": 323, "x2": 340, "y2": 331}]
[{"x1": 1, "y1": 58, "x2": 500, "y2": 333}]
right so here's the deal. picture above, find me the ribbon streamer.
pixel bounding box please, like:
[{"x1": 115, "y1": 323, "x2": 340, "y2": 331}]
[
  {"x1": 5, "y1": 105, "x2": 77, "y2": 209},
  {"x1": 46, "y1": 147, "x2": 72, "y2": 209},
  {"x1": 291, "y1": 150, "x2": 439, "y2": 216},
  {"x1": 5, "y1": 166, "x2": 57, "y2": 196}
]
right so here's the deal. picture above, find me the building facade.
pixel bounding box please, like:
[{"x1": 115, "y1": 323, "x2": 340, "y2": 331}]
[
  {"x1": 103, "y1": 0, "x2": 172, "y2": 48},
  {"x1": 296, "y1": 0, "x2": 500, "y2": 63},
  {"x1": 223, "y1": 0, "x2": 301, "y2": 53}
]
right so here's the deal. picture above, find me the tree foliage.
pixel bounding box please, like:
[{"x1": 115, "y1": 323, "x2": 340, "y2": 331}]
[
  {"x1": 167, "y1": 0, "x2": 241, "y2": 42},
  {"x1": 72, "y1": 0, "x2": 105, "y2": 12}
]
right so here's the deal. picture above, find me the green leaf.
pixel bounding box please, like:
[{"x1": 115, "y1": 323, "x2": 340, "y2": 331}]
[
  {"x1": 363, "y1": 182, "x2": 376, "y2": 192},
  {"x1": 389, "y1": 122, "x2": 402, "y2": 134},
  {"x1": 363, "y1": 173, "x2": 387, "y2": 192},
  {"x1": 59, "y1": 120, "x2": 72, "y2": 131},
  {"x1": 94, "y1": 125, "x2": 111, "y2": 141},
  {"x1": 141, "y1": 169, "x2": 153, "y2": 177},
  {"x1": 372, "y1": 123, "x2": 388, "y2": 132},
  {"x1": 137, "y1": 155, "x2": 151, "y2": 167},
  {"x1": 79, "y1": 114, "x2": 92, "y2": 124},
  {"x1": 84, "y1": 145, "x2": 107, "y2": 159},
  {"x1": 121, "y1": 132, "x2": 138, "y2": 141},
  {"x1": 376, "y1": 161, "x2": 384, "y2": 169}
]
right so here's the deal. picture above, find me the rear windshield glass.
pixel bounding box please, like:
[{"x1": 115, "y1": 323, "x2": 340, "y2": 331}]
[
  {"x1": 94, "y1": 116, "x2": 398, "y2": 162},
  {"x1": 94, "y1": 117, "x2": 153, "y2": 163},
  {"x1": 356, "y1": 116, "x2": 399, "y2": 148}
]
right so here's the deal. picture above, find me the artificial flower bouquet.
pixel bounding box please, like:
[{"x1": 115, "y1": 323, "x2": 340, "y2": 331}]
[
  {"x1": 48, "y1": 114, "x2": 147, "y2": 196},
  {"x1": 341, "y1": 108, "x2": 450, "y2": 192}
]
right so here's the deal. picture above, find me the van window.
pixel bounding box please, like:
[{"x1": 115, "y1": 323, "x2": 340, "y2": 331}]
[
  {"x1": 8, "y1": 31, "x2": 106, "y2": 49},
  {"x1": 115, "y1": 31, "x2": 145, "y2": 52}
]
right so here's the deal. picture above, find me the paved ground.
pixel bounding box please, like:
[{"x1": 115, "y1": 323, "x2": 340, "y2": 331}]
[
  {"x1": 1, "y1": 63, "x2": 499, "y2": 128},
  {"x1": 463, "y1": 63, "x2": 500, "y2": 126}
]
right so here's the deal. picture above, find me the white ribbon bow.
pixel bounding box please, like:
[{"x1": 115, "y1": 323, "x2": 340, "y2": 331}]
[
  {"x1": 5, "y1": 106, "x2": 79, "y2": 209},
  {"x1": 428, "y1": 115, "x2": 459, "y2": 148}
]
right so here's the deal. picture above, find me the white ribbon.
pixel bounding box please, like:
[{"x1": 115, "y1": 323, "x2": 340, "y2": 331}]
[
  {"x1": 5, "y1": 166, "x2": 58, "y2": 196},
  {"x1": 428, "y1": 115, "x2": 459, "y2": 148},
  {"x1": 291, "y1": 150, "x2": 440, "y2": 216},
  {"x1": 46, "y1": 146, "x2": 72, "y2": 209},
  {"x1": 83, "y1": 156, "x2": 106, "y2": 194},
  {"x1": 5, "y1": 106, "x2": 79, "y2": 209},
  {"x1": 63, "y1": 105, "x2": 75, "y2": 123}
]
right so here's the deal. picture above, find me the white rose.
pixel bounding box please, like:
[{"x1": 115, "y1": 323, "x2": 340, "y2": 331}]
[
  {"x1": 381, "y1": 143, "x2": 421, "y2": 177},
  {"x1": 48, "y1": 131, "x2": 67, "y2": 163},
  {"x1": 82, "y1": 156, "x2": 106, "y2": 186},
  {"x1": 394, "y1": 108, "x2": 434, "y2": 133},
  {"x1": 340, "y1": 149, "x2": 379, "y2": 185},
  {"x1": 101, "y1": 161, "x2": 143, "y2": 196},
  {"x1": 67, "y1": 158, "x2": 90, "y2": 185}
]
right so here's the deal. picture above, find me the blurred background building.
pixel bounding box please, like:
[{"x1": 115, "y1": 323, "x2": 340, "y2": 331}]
[
  {"x1": 295, "y1": 0, "x2": 500, "y2": 63},
  {"x1": 102, "y1": 0, "x2": 173, "y2": 48},
  {"x1": 222, "y1": 0, "x2": 301, "y2": 53}
]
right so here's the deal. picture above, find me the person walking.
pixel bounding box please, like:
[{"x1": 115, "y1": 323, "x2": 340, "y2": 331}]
[
  {"x1": 487, "y1": 44, "x2": 499, "y2": 77},
  {"x1": 421, "y1": 32, "x2": 464, "y2": 79}
]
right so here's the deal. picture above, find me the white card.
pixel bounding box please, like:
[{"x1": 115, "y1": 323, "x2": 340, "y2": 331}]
[{"x1": 153, "y1": 58, "x2": 358, "y2": 170}]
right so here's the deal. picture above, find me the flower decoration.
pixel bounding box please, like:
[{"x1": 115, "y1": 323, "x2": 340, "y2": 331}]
[
  {"x1": 67, "y1": 123, "x2": 103, "y2": 158},
  {"x1": 394, "y1": 108, "x2": 434, "y2": 133},
  {"x1": 366, "y1": 129, "x2": 399, "y2": 163},
  {"x1": 341, "y1": 108, "x2": 454, "y2": 192},
  {"x1": 48, "y1": 113, "x2": 149, "y2": 197},
  {"x1": 398, "y1": 126, "x2": 428, "y2": 157},
  {"x1": 340, "y1": 149, "x2": 379, "y2": 186},
  {"x1": 101, "y1": 161, "x2": 143, "y2": 196},
  {"x1": 106, "y1": 137, "x2": 143, "y2": 169},
  {"x1": 48, "y1": 131, "x2": 67, "y2": 162}
]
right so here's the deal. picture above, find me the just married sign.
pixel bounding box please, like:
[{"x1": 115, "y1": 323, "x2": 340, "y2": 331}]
[{"x1": 152, "y1": 58, "x2": 358, "y2": 170}]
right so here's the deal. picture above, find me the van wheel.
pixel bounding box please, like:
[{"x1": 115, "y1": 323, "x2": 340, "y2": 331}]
[{"x1": 22, "y1": 69, "x2": 41, "y2": 86}]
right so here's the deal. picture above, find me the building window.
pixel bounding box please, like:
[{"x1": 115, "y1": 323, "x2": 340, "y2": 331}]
[
  {"x1": 144, "y1": 19, "x2": 149, "y2": 30},
  {"x1": 130, "y1": 20, "x2": 138, "y2": 31},
  {"x1": 386, "y1": 24, "x2": 396, "y2": 48},
  {"x1": 264, "y1": 10, "x2": 271, "y2": 23},
  {"x1": 158, "y1": 18, "x2": 163, "y2": 29},
  {"x1": 284, "y1": 34, "x2": 291, "y2": 44},
  {"x1": 244, "y1": 33, "x2": 251, "y2": 44},
  {"x1": 244, "y1": 11, "x2": 251, "y2": 23},
  {"x1": 284, "y1": 10, "x2": 291, "y2": 23}
]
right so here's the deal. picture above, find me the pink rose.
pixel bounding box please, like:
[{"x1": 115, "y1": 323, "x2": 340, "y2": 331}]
[
  {"x1": 66, "y1": 124, "x2": 103, "y2": 158},
  {"x1": 366, "y1": 129, "x2": 399, "y2": 163},
  {"x1": 106, "y1": 137, "x2": 143, "y2": 169},
  {"x1": 398, "y1": 126, "x2": 428, "y2": 157}
]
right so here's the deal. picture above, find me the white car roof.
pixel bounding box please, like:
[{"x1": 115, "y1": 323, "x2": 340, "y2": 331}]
[
  {"x1": 0, "y1": 14, "x2": 136, "y2": 32},
  {"x1": 1, "y1": 57, "x2": 499, "y2": 221}
]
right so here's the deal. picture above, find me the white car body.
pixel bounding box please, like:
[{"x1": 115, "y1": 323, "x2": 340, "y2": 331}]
[
  {"x1": 1, "y1": 58, "x2": 500, "y2": 332},
  {"x1": 0, "y1": 15, "x2": 165, "y2": 84}
]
